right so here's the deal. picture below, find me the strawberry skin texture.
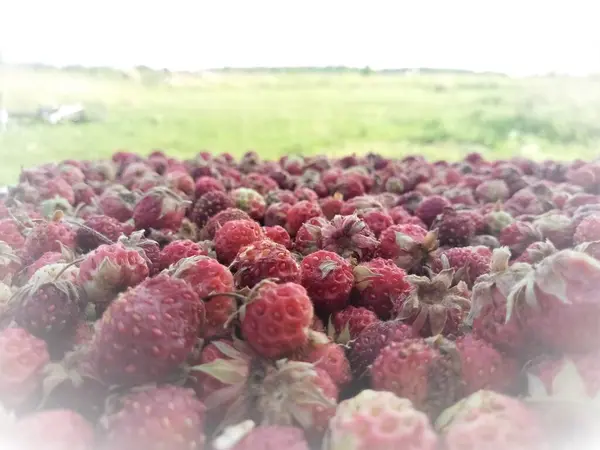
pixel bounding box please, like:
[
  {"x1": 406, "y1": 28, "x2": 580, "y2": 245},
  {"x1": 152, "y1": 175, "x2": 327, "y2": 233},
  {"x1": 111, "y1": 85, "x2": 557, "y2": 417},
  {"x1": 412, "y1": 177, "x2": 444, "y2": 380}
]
[
  {"x1": 296, "y1": 342, "x2": 351, "y2": 388},
  {"x1": 263, "y1": 225, "x2": 292, "y2": 249},
  {"x1": 574, "y1": 214, "x2": 600, "y2": 244},
  {"x1": 286, "y1": 200, "x2": 323, "y2": 236},
  {"x1": 77, "y1": 214, "x2": 128, "y2": 252},
  {"x1": 215, "y1": 219, "x2": 264, "y2": 265},
  {"x1": 201, "y1": 207, "x2": 252, "y2": 240},
  {"x1": 415, "y1": 195, "x2": 452, "y2": 226},
  {"x1": 0, "y1": 327, "x2": 50, "y2": 410},
  {"x1": 159, "y1": 239, "x2": 208, "y2": 271},
  {"x1": 241, "y1": 282, "x2": 314, "y2": 359},
  {"x1": 332, "y1": 306, "x2": 378, "y2": 339},
  {"x1": 190, "y1": 190, "x2": 233, "y2": 229},
  {"x1": 0, "y1": 218, "x2": 25, "y2": 249},
  {"x1": 89, "y1": 273, "x2": 204, "y2": 386},
  {"x1": 23, "y1": 220, "x2": 76, "y2": 263},
  {"x1": 300, "y1": 250, "x2": 353, "y2": 315},
  {"x1": 101, "y1": 385, "x2": 206, "y2": 450}
]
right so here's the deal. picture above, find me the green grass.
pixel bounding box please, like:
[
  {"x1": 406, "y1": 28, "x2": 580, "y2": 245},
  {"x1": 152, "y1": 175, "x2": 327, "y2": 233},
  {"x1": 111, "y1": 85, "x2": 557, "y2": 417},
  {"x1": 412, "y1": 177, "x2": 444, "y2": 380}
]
[{"x1": 1, "y1": 67, "x2": 600, "y2": 184}]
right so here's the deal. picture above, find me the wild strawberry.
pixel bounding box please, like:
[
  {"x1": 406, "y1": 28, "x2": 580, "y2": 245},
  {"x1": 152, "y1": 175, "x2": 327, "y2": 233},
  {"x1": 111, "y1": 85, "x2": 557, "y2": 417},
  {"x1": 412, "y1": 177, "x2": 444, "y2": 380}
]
[
  {"x1": 515, "y1": 240, "x2": 557, "y2": 264},
  {"x1": 377, "y1": 224, "x2": 438, "y2": 271},
  {"x1": 324, "y1": 390, "x2": 438, "y2": 450},
  {"x1": 436, "y1": 390, "x2": 549, "y2": 450},
  {"x1": 339, "y1": 195, "x2": 384, "y2": 216},
  {"x1": 321, "y1": 215, "x2": 378, "y2": 261},
  {"x1": 300, "y1": 250, "x2": 353, "y2": 315},
  {"x1": 243, "y1": 173, "x2": 279, "y2": 196},
  {"x1": 72, "y1": 182, "x2": 96, "y2": 205},
  {"x1": 0, "y1": 327, "x2": 50, "y2": 410},
  {"x1": 79, "y1": 241, "x2": 149, "y2": 307},
  {"x1": 430, "y1": 246, "x2": 492, "y2": 286},
  {"x1": 264, "y1": 202, "x2": 292, "y2": 227},
  {"x1": 348, "y1": 320, "x2": 417, "y2": 377},
  {"x1": 88, "y1": 273, "x2": 204, "y2": 386},
  {"x1": 358, "y1": 209, "x2": 393, "y2": 238},
  {"x1": 100, "y1": 385, "x2": 206, "y2": 450},
  {"x1": 573, "y1": 214, "x2": 600, "y2": 244},
  {"x1": 39, "y1": 177, "x2": 76, "y2": 205},
  {"x1": 293, "y1": 216, "x2": 329, "y2": 256},
  {"x1": 194, "y1": 176, "x2": 225, "y2": 197},
  {"x1": 191, "y1": 190, "x2": 234, "y2": 229},
  {"x1": 394, "y1": 269, "x2": 471, "y2": 337},
  {"x1": 265, "y1": 189, "x2": 297, "y2": 206},
  {"x1": 240, "y1": 281, "x2": 313, "y2": 359},
  {"x1": 331, "y1": 306, "x2": 378, "y2": 341},
  {"x1": 215, "y1": 220, "x2": 264, "y2": 265},
  {"x1": 201, "y1": 208, "x2": 252, "y2": 240},
  {"x1": 320, "y1": 194, "x2": 344, "y2": 220},
  {"x1": 168, "y1": 255, "x2": 235, "y2": 339},
  {"x1": 475, "y1": 179, "x2": 510, "y2": 202},
  {"x1": 468, "y1": 247, "x2": 534, "y2": 358},
  {"x1": 10, "y1": 409, "x2": 95, "y2": 450},
  {"x1": 353, "y1": 258, "x2": 411, "y2": 319},
  {"x1": 119, "y1": 230, "x2": 161, "y2": 276},
  {"x1": 335, "y1": 173, "x2": 365, "y2": 199},
  {"x1": 76, "y1": 214, "x2": 128, "y2": 251},
  {"x1": 263, "y1": 225, "x2": 292, "y2": 248},
  {"x1": 133, "y1": 187, "x2": 188, "y2": 232},
  {"x1": 432, "y1": 207, "x2": 476, "y2": 247},
  {"x1": 0, "y1": 218, "x2": 24, "y2": 249},
  {"x1": 295, "y1": 342, "x2": 351, "y2": 388},
  {"x1": 415, "y1": 195, "x2": 452, "y2": 226},
  {"x1": 230, "y1": 188, "x2": 266, "y2": 221},
  {"x1": 256, "y1": 361, "x2": 338, "y2": 433},
  {"x1": 23, "y1": 213, "x2": 76, "y2": 263},
  {"x1": 97, "y1": 185, "x2": 137, "y2": 222},
  {"x1": 507, "y1": 249, "x2": 600, "y2": 354},
  {"x1": 164, "y1": 170, "x2": 194, "y2": 196},
  {"x1": 214, "y1": 422, "x2": 309, "y2": 450},
  {"x1": 232, "y1": 239, "x2": 301, "y2": 289},
  {"x1": 286, "y1": 200, "x2": 323, "y2": 236},
  {"x1": 484, "y1": 209, "x2": 514, "y2": 236},
  {"x1": 499, "y1": 221, "x2": 543, "y2": 257},
  {"x1": 13, "y1": 267, "x2": 85, "y2": 344},
  {"x1": 533, "y1": 213, "x2": 575, "y2": 249},
  {"x1": 159, "y1": 238, "x2": 208, "y2": 270}
]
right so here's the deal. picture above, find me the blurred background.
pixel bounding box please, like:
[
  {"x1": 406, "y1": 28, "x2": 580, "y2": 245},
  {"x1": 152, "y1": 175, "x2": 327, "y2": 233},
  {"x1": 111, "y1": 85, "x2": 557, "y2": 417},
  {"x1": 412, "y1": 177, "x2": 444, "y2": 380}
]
[{"x1": 1, "y1": 0, "x2": 599, "y2": 183}]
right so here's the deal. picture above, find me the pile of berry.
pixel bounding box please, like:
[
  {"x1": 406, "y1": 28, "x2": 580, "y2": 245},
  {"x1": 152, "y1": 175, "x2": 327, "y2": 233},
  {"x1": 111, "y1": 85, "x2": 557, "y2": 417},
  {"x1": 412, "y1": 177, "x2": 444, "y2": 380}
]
[{"x1": 0, "y1": 150, "x2": 599, "y2": 450}]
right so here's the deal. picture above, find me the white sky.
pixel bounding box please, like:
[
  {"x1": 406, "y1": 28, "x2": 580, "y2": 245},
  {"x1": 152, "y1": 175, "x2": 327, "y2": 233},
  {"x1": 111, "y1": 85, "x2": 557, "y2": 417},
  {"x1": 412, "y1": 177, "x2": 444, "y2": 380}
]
[{"x1": 2, "y1": 0, "x2": 600, "y2": 75}]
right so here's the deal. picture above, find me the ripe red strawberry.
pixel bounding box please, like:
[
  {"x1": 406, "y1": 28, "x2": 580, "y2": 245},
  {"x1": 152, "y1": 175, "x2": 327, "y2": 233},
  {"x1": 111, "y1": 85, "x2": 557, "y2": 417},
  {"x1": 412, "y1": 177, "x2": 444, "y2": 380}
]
[
  {"x1": 321, "y1": 214, "x2": 379, "y2": 261},
  {"x1": 191, "y1": 190, "x2": 234, "y2": 229},
  {"x1": 100, "y1": 385, "x2": 206, "y2": 450},
  {"x1": 430, "y1": 246, "x2": 491, "y2": 286},
  {"x1": 377, "y1": 224, "x2": 438, "y2": 271},
  {"x1": 0, "y1": 327, "x2": 50, "y2": 410},
  {"x1": 88, "y1": 273, "x2": 204, "y2": 386},
  {"x1": 10, "y1": 409, "x2": 95, "y2": 450},
  {"x1": 300, "y1": 250, "x2": 353, "y2": 315},
  {"x1": 133, "y1": 187, "x2": 188, "y2": 232},
  {"x1": 263, "y1": 225, "x2": 292, "y2": 249},
  {"x1": 159, "y1": 238, "x2": 208, "y2": 270},
  {"x1": 335, "y1": 173, "x2": 365, "y2": 199},
  {"x1": 468, "y1": 247, "x2": 534, "y2": 358},
  {"x1": 574, "y1": 214, "x2": 600, "y2": 244},
  {"x1": 331, "y1": 306, "x2": 378, "y2": 341},
  {"x1": 230, "y1": 188, "x2": 266, "y2": 221},
  {"x1": 325, "y1": 390, "x2": 439, "y2": 450},
  {"x1": 215, "y1": 220, "x2": 264, "y2": 265},
  {"x1": 23, "y1": 214, "x2": 76, "y2": 263},
  {"x1": 286, "y1": 200, "x2": 323, "y2": 236},
  {"x1": 320, "y1": 194, "x2": 344, "y2": 220},
  {"x1": 295, "y1": 342, "x2": 351, "y2": 388},
  {"x1": 432, "y1": 207, "x2": 476, "y2": 247},
  {"x1": 293, "y1": 216, "x2": 329, "y2": 256},
  {"x1": 348, "y1": 320, "x2": 417, "y2": 377},
  {"x1": 357, "y1": 209, "x2": 393, "y2": 238},
  {"x1": 97, "y1": 185, "x2": 137, "y2": 222},
  {"x1": 264, "y1": 202, "x2": 292, "y2": 227},
  {"x1": 394, "y1": 269, "x2": 471, "y2": 337},
  {"x1": 169, "y1": 255, "x2": 235, "y2": 339},
  {"x1": 232, "y1": 239, "x2": 301, "y2": 289},
  {"x1": 39, "y1": 177, "x2": 76, "y2": 205},
  {"x1": 201, "y1": 208, "x2": 252, "y2": 240},
  {"x1": 76, "y1": 214, "x2": 128, "y2": 251},
  {"x1": 507, "y1": 249, "x2": 600, "y2": 354},
  {"x1": 415, "y1": 195, "x2": 452, "y2": 226},
  {"x1": 240, "y1": 281, "x2": 314, "y2": 359},
  {"x1": 0, "y1": 218, "x2": 24, "y2": 249},
  {"x1": 257, "y1": 362, "x2": 337, "y2": 433},
  {"x1": 353, "y1": 258, "x2": 411, "y2": 319},
  {"x1": 217, "y1": 423, "x2": 310, "y2": 450},
  {"x1": 119, "y1": 230, "x2": 161, "y2": 276},
  {"x1": 499, "y1": 221, "x2": 543, "y2": 257},
  {"x1": 515, "y1": 240, "x2": 557, "y2": 264},
  {"x1": 79, "y1": 241, "x2": 149, "y2": 306},
  {"x1": 194, "y1": 176, "x2": 225, "y2": 197},
  {"x1": 436, "y1": 390, "x2": 549, "y2": 450}
]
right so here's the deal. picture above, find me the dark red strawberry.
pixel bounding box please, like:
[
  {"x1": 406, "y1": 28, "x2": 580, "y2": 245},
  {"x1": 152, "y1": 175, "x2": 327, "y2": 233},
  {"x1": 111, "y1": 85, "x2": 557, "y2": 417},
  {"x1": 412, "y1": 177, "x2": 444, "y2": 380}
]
[
  {"x1": 215, "y1": 220, "x2": 264, "y2": 265},
  {"x1": 286, "y1": 201, "x2": 323, "y2": 236},
  {"x1": 159, "y1": 238, "x2": 208, "y2": 271},
  {"x1": 263, "y1": 225, "x2": 292, "y2": 249}
]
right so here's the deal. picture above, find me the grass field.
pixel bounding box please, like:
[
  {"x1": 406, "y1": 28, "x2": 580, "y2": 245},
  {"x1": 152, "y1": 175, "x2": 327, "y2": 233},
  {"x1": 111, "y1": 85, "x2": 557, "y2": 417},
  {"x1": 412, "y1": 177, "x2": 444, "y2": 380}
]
[{"x1": 1, "y1": 67, "x2": 600, "y2": 184}]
